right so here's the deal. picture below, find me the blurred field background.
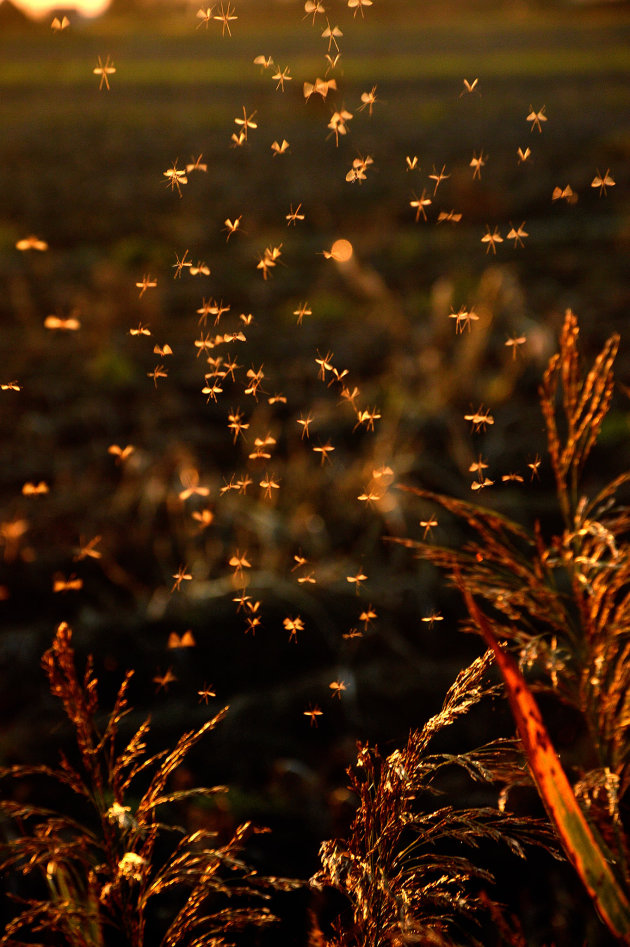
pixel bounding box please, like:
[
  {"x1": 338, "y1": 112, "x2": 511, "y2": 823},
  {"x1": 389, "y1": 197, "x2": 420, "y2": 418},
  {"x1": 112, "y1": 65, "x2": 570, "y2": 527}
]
[{"x1": 1, "y1": 1, "x2": 630, "y2": 942}]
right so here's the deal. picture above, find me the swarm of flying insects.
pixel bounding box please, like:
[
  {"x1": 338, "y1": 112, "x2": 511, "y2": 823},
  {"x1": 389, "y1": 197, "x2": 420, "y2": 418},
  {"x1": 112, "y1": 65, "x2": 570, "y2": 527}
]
[{"x1": 3, "y1": 1, "x2": 627, "y2": 944}]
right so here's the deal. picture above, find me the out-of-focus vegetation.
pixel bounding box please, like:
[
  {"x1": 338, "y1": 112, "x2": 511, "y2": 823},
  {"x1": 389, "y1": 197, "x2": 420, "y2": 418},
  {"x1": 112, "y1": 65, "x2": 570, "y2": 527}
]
[{"x1": 1, "y1": 1, "x2": 630, "y2": 942}]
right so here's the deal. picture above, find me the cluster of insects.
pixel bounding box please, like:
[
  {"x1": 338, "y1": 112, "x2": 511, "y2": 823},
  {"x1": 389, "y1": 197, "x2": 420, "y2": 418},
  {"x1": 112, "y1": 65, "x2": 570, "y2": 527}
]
[{"x1": 8, "y1": 0, "x2": 618, "y2": 731}]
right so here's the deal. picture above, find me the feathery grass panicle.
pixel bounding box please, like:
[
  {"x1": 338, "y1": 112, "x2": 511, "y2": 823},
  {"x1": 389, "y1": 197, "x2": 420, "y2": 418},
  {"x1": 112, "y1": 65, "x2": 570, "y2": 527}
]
[
  {"x1": 313, "y1": 651, "x2": 558, "y2": 946},
  {"x1": 0, "y1": 622, "x2": 296, "y2": 947}
]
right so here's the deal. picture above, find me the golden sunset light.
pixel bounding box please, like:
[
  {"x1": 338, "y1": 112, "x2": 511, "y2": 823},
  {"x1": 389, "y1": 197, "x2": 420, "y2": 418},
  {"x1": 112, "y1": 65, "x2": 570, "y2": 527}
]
[{"x1": 8, "y1": 0, "x2": 110, "y2": 18}]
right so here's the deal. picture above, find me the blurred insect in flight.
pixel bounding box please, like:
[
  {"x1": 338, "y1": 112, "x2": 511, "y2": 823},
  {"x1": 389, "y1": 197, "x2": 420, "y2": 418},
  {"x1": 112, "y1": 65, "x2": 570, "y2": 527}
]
[
  {"x1": 329, "y1": 680, "x2": 347, "y2": 698},
  {"x1": 234, "y1": 106, "x2": 258, "y2": 139},
  {"x1": 136, "y1": 274, "x2": 157, "y2": 298},
  {"x1": 304, "y1": 705, "x2": 323, "y2": 727},
  {"x1": 286, "y1": 203, "x2": 305, "y2": 225},
  {"x1": 348, "y1": 0, "x2": 373, "y2": 17},
  {"x1": 108, "y1": 444, "x2": 135, "y2": 463},
  {"x1": 591, "y1": 169, "x2": 615, "y2": 196},
  {"x1": 163, "y1": 160, "x2": 188, "y2": 197},
  {"x1": 505, "y1": 335, "x2": 527, "y2": 359},
  {"x1": 44, "y1": 314, "x2": 81, "y2": 331},
  {"x1": 410, "y1": 190, "x2": 431, "y2": 222},
  {"x1": 253, "y1": 54, "x2": 273, "y2": 69},
  {"x1": 459, "y1": 77, "x2": 479, "y2": 96},
  {"x1": 22, "y1": 481, "x2": 49, "y2": 496},
  {"x1": 304, "y1": 0, "x2": 326, "y2": 23},
  {"x1": 481, "y1": 225, "x2": 503, "y2": 254},
  {"x1": 93, "y1": 55, "x2": 116, "y2": 91},
  {"x1": 322, "y1": 20, "x2": 342, "y2": 52},
  {"x1": 196, "y1": 7, "x2": 214, "y2": 28},
  {"x1": 469, "y1": 150, "x2": 486, "y2": 180},
  {"x1": 213, "y1": 2, "x2": 237, "y2": 36},
  {"x1": 51, "y1": 15, "x2": 70, "y2": 30},
  {"x1": 293, "y1": 302, "x2": 311, "y2": 326},
  {"x1": 437, "y1": 209, "x2": 462, "y2": 224},
  {"x1": 73, "y1": 536, "x2": 101, "y2": 561},
  {"x1": 429, "y1": 164, "x2": 449, "y2": 195},
  {"x1": 303, "y1": 77, "x2": 337, "y2": 101},
  {"x1": 552, "y1": 185, "x2": 577, "y2": 204},
  {"x1": 172, "y1": 249, "x2": 192, "y2": 278},
  {"x1": 189, "y1": 261, "x2": 210, "y2": 276},
  {"x1": 271, "y1": 139, "x2": 290, "y2": 156},
  {"x1": 223, "y1": 216, "x2": 242, "y2": 240},
  {"x1": 358, "y1": 86, "x2": 378, "y2": 116},
  {"x1": 272, "y1": 66, "x2": 292, "y2": 91},
  {"x1": 328, "y1": 109, "x2": 353, "y2": 146},
  {"x1": 526, "y1": 105, "x2": 547, "y2": 133},
  {"x1": 168, "y1": 630, "x2": 196, "y2": 648},
  {"x1": 16, "y1": 235, "x2": 48, "y2": 251},
  {"x1": 506, "y1": 222, "x2": 528, "y2": 248},
  {"x1": 186, "y1": 154, "x2": 207, "y2": 173}
]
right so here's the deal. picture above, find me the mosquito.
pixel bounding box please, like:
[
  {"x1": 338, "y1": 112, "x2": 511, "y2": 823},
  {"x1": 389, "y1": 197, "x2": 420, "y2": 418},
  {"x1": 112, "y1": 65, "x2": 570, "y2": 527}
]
[
  {"x1": 272, "y1": 66, "x2": 292, "y2": 91},
  {"x1": 329, "y1": 680, "x2": 347, "y2": 698},
  {"x1": 93, "y1": 55, "x2": 116, "y2": 91},
  {"x1": 213, "y1": 1, "x2": 237, "y2": 36},
  {"x1": 328, "y1": 109, "x2": 353, "y2": 146},
  {"x1": 271, "y1": 139, "x2": 290, "y2": 156},
  {"x1": 304, "y1": 0, "x2": 326, "y2": 23},
  {"x1": 527, "y1": 105, "x2": 547, "y2": 133},
  {"x1": 136, "y1": 274, "x2": 157, "y2": 298},
  {"x1": 186, "y1": 154, "x2": 207, "y2": 173},
  {"x1": 437, "y1": 209, "x2": 462, "y2": 223},
  {"x1": 283, "y1": 616, "x2": 304, "y2": 642},
  {"x1": 410, "y1": 189, "x2": 431, "y2": 222},
  {"x1": 108, "y1": 444, "x2": 135, "y2": 463},
  {"x1": 16, "y1": 235, "x2": 48, "y2": 251},
  {"x1": 153, "y1": 668, "x2": 177, "y2": 693},
  {"x1": 358, "y1": 85, "x2": 378, "y2": 116},
  {"x1": 297, "y1": 412, "x2": 313, "y2": 439},
  {"x1": 148, "y1": 364, "x2": 168, "y2": 387},
  {"x1": 419, "y1": 515, "x2": 437, "y2": 539},
  {"x1": 591, "y1": 168, "x2": 615, "y2": 196},
  {"x1": 346, "y1": 570, "x2": 367, "y2": 592},
  {"x1": 286, "y1": 203, "x2": 305, "y2": 225},
  {"x1": 429, "y1": 164, "x2": 450, "y2": 195},
  {"x1": 481, "y1": 225, "x2": 503, "y2": 254},
  {"x1": 304, "y1": 705, "x2": 323, "y2": 727},
  {"x1": 469, "y1": 150, "x2": 486, "y2": 180},
  {"x1": 196, "y1": 7, "x2": 214, "y2": 28},
  {"x1": 348, "y1": 0, "x2": 373, "y2": 17},
  {"x1": 303, "y1": 77, "x2": 336, "y2": 101},
  {"x1": 294, "y1": 302, "x2": 311, "y2": 324},
  {"x1": 313, "y1": 442, "x2": 335, "y2": 464},
  {"x1": 234, "y1": 106, "x2": 257, "y2": 139},
  {"x1": 505, "y1": 335, "x2": 527, "y2": 359},
  {"x1": 322, "y1": 20, "x2": 342, "y2": 52},
  {"x1": 507, "y1": 222, "x2": 528, "y2": 248},
  {"x1": 459, "y1": 77, "x2": 479, "y2": 96},
  {"x1": 168, "y1": 630, "x2": 196, "y2": 648},
  {"x1": 172, "y1": 249, "x2": 192, "y2": 278},
  {"x1": 198, "y1": 683, "x2": 216, "y2": 703},
  {"x1": 163, "y1": 160, "x2": 188, "y2": 197}
]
